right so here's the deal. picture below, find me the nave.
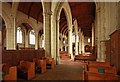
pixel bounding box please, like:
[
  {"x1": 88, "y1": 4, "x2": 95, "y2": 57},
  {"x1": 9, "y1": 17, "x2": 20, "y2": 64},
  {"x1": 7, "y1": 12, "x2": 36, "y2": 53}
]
[{"x1": 1, "y1": 1, "x2": 120, "y2": 81}]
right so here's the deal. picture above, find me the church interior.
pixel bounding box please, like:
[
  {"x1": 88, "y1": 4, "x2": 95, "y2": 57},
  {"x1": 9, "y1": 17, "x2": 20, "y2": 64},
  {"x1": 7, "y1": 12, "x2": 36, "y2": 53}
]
[{"x1": 0, "y1": 1, "x2": 120, "y2": 81}]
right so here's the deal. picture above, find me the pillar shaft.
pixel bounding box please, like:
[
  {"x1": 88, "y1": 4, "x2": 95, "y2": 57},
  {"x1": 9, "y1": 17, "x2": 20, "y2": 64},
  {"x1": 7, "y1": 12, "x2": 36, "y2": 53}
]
[
  {"x1": 60, "y1": 36, "x2": 63, "y2": 51},
  {"x1": 96, "y1": 3, "x2": 101, "y2": 61},
  {"x1": 39, "y1": 35, "x2": 42, "y2": 48},
  {"x1": 68, "y1": 27, "x2": 73, "y2": 60},
  {"x1": 35, "y1": 31, "x2": 38, "y2": 49},
  {"x1": 92, "y1": 23, "x2": 95, "y2": 47},
  {"x1": 56, "y1": 20, "x2": 59, "y2": 64},
  {"x1": 79, "y1": 29, "x2": 82, "y2": 54},
  {"x1": 25, "y1": 31, "x2": 29, "y2": 47},
  {"x1": 6, "y1": 18, "x2": 16, "y2": 50},
  {"x1": 75, "y1": 34, "x2": 78, "y2": 55},
  {"x1": 81, "y1": 33, "x2": 85, "y2": 53},
  {"x1": 43, "y1": 12, "x2": 52, "y2": 57}
]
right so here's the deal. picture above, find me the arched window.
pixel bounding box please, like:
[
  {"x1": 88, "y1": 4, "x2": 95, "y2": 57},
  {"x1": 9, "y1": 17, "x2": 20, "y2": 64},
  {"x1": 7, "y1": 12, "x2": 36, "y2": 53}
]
[
  {"x1": 29, "y1": 30, "x2": 35, "y2": 45},
  {"x1": 17, "y1": 27, "x2": 22, "y2": 43}
]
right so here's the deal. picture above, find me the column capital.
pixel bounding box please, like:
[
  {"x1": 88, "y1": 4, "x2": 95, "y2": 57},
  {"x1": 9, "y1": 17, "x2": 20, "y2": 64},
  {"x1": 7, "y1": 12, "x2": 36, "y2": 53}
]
[
  {"x1": 43, "y1": 11, "x2": 52, "y2": 16},
  {"x1": 56, "y1": 19, "x2": 60, "y2": 23}
]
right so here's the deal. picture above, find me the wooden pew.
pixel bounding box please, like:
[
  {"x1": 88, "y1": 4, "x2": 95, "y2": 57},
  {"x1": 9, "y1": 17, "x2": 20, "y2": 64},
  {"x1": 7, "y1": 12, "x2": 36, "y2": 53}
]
[
  {"x1": 36, "y1": 57, "x2": 54, "y2": 69},
  {"x1": 83, "y1": 61, "x2": 119, "y2": 81},
  {"x1": 87, "y1": 65, "x2": 117, "y2": 74},
  {"x1": 60, "y1": 51, "x2": 70, "y2": 59},
  {"x1": 2, "y1": 64, "x2": 17, "y2": 80},
  {"x1": 74, "y1": 54, "x2": 96, "y2": 61},
  {"x1": 46, "y1": 57, "x2": 54, "y2": 69},
  {"x1": 88, "y1": 62, "x2": 110, "y2": 67},
  {"x1": 83, "y1": 71, "x2": 119, "y2": 80},
  {"x1": 33, "y1": 58, "x2": 46, "y2": 74},
  {"x1": 17, "y1": 61, "x2": 35, "y2": 80},
  {"x1": 2, "y1": 49, "x2": 45, "y2": 66}
]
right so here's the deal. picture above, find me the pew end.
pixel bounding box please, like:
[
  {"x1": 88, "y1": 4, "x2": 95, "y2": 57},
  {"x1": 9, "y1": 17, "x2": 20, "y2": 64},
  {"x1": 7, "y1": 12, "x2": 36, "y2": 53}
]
[{"x1": 17, "y1": 61, "x2": 35, "y2": 80}]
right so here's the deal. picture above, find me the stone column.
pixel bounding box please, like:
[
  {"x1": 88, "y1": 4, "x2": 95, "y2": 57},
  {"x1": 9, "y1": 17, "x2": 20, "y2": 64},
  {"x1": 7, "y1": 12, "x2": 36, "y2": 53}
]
[
  {"x1": 25, "y1": 30, "x2": 29, "y2": 48},
  {"x1": 81, "y1": 32, "x2": 85, "y2": 53},
  {"x1": 60, "y1": 36, "x2": 63, "y2": 51},
  {"x1": 43, "y1": 11, "x2": 52, "y2": 57},
  {"x1": 6, "y1": 18, "x2": 16, "y2": 50},
  {"x1": 68, "y1": 25, "x2": 73, "y2": 60},
  {"x1": 75, "y1": 34, "x2": 78, "y2": 55},
  {"x1": 39, "y1": 35, "x2": 42, "y2": 48},
  {"x1": 35, "y1": 31, "x2": 39, "y2": 49},
  {"x1": 0, "y1": 28, "x2": 2, "y2": 64},
  {"x1": 92, "y1": 23, "x2": 95, "y2": 47},
  {"x1": 56, "y1": 19, "x2": 60, "y2": 64},
  {"x1": 96, "y1": 3, "x2": 101, "y2": 61},
  {"x1": 100, "y1": 3, "x2": 106, "y2": 62},
  {"x1": 79, "y1": 29, "x2": 82, "y2": 54},
  {"x1": 96, "y1": 2, "x2": 107, "y2": 62},
  {"x1": 64, "y1": 36, "x2": 67, "y2": 51},
  {"x1": 118, "y1": 2, "x2": 120, "y2": 30},
  {"x1": 22, "y1": 27, "x2": 26, "y2": 47}
]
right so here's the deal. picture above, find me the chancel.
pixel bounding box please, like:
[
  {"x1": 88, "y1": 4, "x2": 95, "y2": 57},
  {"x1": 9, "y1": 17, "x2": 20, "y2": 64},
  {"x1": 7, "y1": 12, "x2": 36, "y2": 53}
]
[{"x1": 0, "y1": 1, "x2": 120, "y2": 81}]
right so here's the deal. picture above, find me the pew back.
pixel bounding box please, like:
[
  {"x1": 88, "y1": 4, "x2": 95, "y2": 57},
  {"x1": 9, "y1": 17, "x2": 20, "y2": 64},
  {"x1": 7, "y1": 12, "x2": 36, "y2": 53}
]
[
  {"x1": 88, "y1": 62, "x2": 110, "y2": 67},
  {"x1": 88, "y1": 65, "x2": 117, "y2": 74},
  {"x1": 2, "y1": 49, "x2": 45, "y2": 66},
  {"x1": 84, "y1": 71, "x2": 119, "y2": 80}
]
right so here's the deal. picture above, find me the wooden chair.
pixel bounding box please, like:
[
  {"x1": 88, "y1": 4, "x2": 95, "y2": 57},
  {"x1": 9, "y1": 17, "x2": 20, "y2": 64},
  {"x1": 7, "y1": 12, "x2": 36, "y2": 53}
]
[
  {"x1": 2, "y1": 64, "x2": 17, "y2": 80},
  {"x1": 33, "y1": 58, "x2": 46, "y2": 73},
  {"x1": 17, "y1": 61, "x2": 35, "y2": 80}
]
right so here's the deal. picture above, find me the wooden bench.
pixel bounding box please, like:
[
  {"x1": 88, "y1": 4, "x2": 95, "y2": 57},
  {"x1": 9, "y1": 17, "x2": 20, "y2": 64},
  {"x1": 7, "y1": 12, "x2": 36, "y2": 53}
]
[
  {"x1": 83, "y1": 71, "x2": 119, "y2": 80},
  {"x1": 60, "y1": 54, "x2": 71, "y2": 59},
  {"x1": 33, "y1": 58, "x2": 46, "y2": 74},
  {"x1": 88, "y1": 62, "x2": 110, "y2": 67},
  {"x1": 44, "y1": 57, "x2": 54, "y2": 69},
  {"x1": 74, "y1": 54, "x2": 96, "y2": 61},
  {"x1": 1, "y1": 64, "x2": 17, "y2": 80},
  {"x1": 60, "y1": 51, "x2": 70, "y2": 59},
  {"x1": 17, "y1": 61, "x2": 35, "y2": 80},
  {"x1": 87, "y1": 65, "x2": 117, "y2": 74}
]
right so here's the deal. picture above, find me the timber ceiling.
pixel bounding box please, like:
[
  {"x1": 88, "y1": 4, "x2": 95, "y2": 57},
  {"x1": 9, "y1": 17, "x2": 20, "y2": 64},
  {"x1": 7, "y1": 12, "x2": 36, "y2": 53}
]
[
  {"x1": 22, "y1": 23, "x2": 32, "y2": 31},
  {"x1": 69, "y1": 2, "x2": 95, "y2": 37},
  {"x1": 59, "y1": 9, "x2": 68, "y2": 35},
  {"x1": 18, "y1": 2, "x2": 43, "y2": 23},
  {"x1": 17, "y1": 2, "x2": 95, "y2": 37}
]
